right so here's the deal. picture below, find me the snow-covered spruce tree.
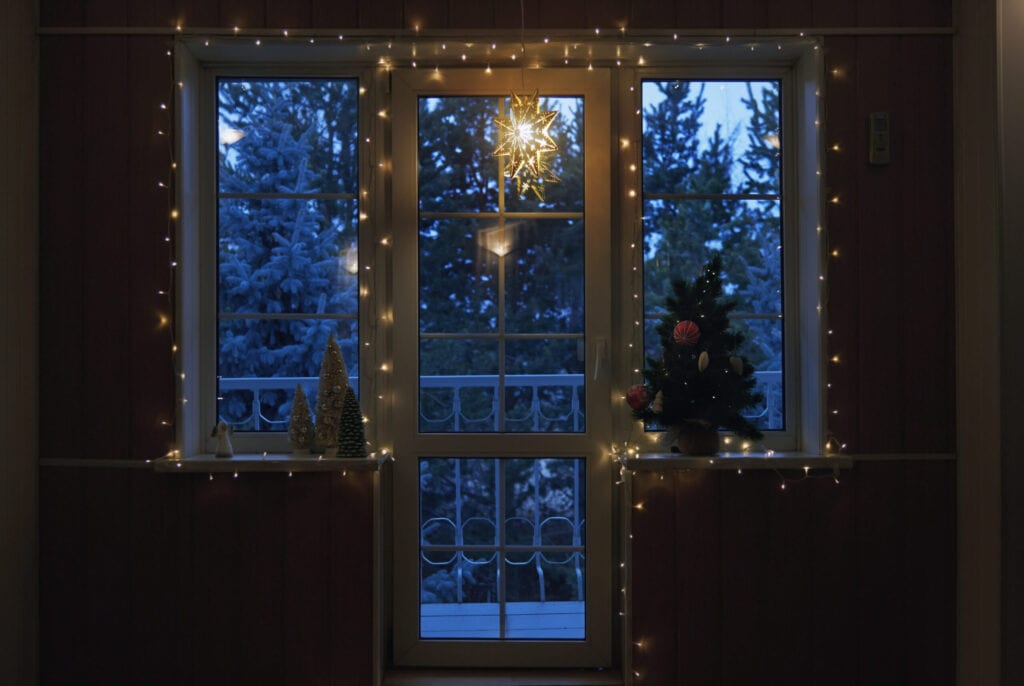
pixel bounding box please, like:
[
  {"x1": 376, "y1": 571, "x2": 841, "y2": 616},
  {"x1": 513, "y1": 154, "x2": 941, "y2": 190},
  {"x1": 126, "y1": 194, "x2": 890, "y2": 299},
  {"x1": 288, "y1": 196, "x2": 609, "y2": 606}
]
[
  {"x1": 336, "y1": 385, "x2": 367, "y2": 458},
  {"x1": 629, "y1": 255, "x2": 764, "y2": 445},
  {"x1": 288, "y1": 384, "x2": 314, "y2": 451},
  {"x1": 314, "y1": 333, "x2": 348, "y2": 452}
]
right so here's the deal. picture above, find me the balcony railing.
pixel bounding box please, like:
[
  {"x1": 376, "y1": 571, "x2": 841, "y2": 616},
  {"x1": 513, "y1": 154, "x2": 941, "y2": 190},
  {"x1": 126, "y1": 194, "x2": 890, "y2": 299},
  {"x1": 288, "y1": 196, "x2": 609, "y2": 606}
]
[{"x1": 218, "y1": 370, "x2": 782, "y2": 431}]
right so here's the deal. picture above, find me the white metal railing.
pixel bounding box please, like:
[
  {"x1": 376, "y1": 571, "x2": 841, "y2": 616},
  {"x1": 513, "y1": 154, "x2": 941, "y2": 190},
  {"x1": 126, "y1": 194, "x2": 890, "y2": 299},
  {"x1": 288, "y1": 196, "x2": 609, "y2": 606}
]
[{"x1": 218, "y1": 370, "x2": 782, "y2": 431}]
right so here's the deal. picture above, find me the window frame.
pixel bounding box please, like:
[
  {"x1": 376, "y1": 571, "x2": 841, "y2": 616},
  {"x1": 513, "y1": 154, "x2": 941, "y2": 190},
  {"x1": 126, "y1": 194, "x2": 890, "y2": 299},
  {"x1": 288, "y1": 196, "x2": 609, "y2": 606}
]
[
  {"x1": 626, "y1": 65, "x2": 803, "y2": 450},
  {"x1": 177, "y1": 45, "x2": 378, "y2": 457},
  {"x1": 389, "y1": 66, "x2": 615, "y2": 668}
]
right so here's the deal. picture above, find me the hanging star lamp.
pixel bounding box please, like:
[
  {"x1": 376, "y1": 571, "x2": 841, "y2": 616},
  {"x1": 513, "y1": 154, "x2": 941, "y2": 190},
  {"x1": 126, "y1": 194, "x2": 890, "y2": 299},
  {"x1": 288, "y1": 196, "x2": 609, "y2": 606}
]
[
  {"x1": 493, "y1": 90, "x2": 560, "y2": 200},
  {"x1": 492, "y1": 0, "x2": 560, "y2": 201}
]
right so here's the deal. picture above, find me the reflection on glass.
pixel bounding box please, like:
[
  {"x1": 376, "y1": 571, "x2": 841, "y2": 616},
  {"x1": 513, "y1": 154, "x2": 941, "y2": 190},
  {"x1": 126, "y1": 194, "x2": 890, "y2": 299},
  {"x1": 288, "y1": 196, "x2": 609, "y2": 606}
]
[{"x1": 419, "y1": 457, "x2": 585, "y2": 640}]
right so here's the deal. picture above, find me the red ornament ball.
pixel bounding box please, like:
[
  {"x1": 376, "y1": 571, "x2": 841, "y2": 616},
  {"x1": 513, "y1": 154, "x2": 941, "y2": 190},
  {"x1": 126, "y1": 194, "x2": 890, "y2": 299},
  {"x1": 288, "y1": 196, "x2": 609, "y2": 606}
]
[
  {"x1": 672, "y1": 320, "x2": 701, "y2": 346},
  {"x1": 626, "y1": 385, "x2": 650, "y2": 410}
]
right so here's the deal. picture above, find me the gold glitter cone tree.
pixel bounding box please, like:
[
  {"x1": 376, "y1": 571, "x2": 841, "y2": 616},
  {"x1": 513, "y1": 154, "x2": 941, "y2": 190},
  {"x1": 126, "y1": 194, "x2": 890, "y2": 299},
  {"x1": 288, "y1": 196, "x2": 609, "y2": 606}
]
[
  {"x1": 313, "y1": 333, "x2": 349, "y2": 452},
  {"x1": 288, "y1": 383, "x2": 314, "y2": 451}
]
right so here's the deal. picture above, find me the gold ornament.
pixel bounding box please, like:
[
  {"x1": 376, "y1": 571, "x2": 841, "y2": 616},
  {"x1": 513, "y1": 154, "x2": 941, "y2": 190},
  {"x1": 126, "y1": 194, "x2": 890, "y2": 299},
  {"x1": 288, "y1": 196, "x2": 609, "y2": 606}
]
[
  {"x1": 493, "y1": 90, "x2": 559, "y2": 200},
  {"x1": 698, "y1": 351, "x2": 710, "y2": 372}
]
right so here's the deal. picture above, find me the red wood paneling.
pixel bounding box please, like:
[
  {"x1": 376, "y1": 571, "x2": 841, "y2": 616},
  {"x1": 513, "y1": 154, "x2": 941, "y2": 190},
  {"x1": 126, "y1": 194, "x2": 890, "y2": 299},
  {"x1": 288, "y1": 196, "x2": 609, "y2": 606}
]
[
  {"x1": 267, "y1": 0, "x2": 313, "y2": 29},
  {"x1": 219, "y1": 0, "x2": 266, "y2": 30},
  {"x1": 494, "y1": 0, "x2": 540, "y2": 29},
  {"x1": 358, "y1": 0, "x2": 402, "y2": 28},
  {"x1": 40, "y1": 0, "x2": 85, "y2": 27},
  {"x1": 823, "y1": 37, "x2": 861, "y2": 452},
  {"x1": 405, "y1": 0, "x2": 449, "y2": 30},
  {"x1": 721, "y1": 0, "x2": 769, "y2": 28},
  {"x1": 629, "y1": 0, "x2": 675, "y2": 29},
  {"x1": 811, "y1": 0, "x2": 855, "y2": 28},
  {"x1": 673, "y1": 0, "x2": 721, "y2": 29},
  {"x1": 768, "y1": 0, "x2": 813, "y2": 28},
  {"x1": 310, "y1": 0, "x2": 361, "y2": 28},
  {"x1": 39, "y1": 36, "x2": 87, "y2": 460},
  {"x1": 448, "y1": 0, "x2": 496, "y2": 30},
  {"x1": 586, "y1": 0, "x2": 629, "y2": 29},
  {"x1": 127, "y1": 37, "x2": 177, "y2": 461}
]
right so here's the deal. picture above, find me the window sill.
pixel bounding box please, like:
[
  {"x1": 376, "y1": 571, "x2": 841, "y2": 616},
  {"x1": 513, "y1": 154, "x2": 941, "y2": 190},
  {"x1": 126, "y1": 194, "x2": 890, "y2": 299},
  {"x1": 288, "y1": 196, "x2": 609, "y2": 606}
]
[
  {"x1": 152, "y1": 451, "x2": 389, "y2": 473},
  {"x1": 624, "y1": 451, "x2": 852, "y2": 472},
  {"x1": 383, "y1": 669, "x2": 622, "y2": 686}
]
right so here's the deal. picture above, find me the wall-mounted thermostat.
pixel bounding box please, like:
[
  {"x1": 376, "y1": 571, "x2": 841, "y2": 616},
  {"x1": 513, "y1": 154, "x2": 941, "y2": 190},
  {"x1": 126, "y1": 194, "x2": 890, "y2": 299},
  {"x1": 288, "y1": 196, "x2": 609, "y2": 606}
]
[{"x1": 869, "y1": 111, "x2": 890, "y2": 165}]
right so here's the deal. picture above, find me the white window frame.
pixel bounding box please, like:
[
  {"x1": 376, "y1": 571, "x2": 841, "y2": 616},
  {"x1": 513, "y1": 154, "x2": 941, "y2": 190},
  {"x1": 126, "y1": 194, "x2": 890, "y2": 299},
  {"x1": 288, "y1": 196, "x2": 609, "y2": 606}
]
[
  {"x1": 389, "y1": 66, "x2": 615, "y2": 669},
  {"x1": 624, "y1": 63, "x2": 818, "y2": 452},
  {"x1": 176, "y1": 41, "x2": 378, "y2": 457}
]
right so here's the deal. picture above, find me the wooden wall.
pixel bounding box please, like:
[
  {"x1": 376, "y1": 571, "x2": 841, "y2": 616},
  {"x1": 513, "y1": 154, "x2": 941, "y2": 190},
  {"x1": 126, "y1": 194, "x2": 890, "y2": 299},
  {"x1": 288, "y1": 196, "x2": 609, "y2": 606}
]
[{"x1": 37, "y1": 1, "x2": 957, "y2": 684}]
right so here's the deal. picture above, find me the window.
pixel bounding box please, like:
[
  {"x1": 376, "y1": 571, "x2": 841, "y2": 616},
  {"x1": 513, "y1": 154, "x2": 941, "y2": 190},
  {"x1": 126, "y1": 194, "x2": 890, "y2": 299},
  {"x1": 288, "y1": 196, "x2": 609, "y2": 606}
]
[
  {"x1": 177, "y1": 35, "x2": 824, "y2": 674},
  {"x1": 641, "y1": 78, "x2": 790, "y2": 435},
  {"x1": 390, "y1": 68, "x2": 614, "y2": 668},
  {"x1": 215, "y1": 78, "x2": 361, "y2": 441}
]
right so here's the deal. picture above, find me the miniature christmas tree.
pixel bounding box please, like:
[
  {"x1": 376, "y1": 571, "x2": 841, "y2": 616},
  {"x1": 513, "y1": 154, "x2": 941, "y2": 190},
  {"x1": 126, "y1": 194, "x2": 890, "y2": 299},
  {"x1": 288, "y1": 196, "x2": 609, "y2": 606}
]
[
  {"x1": 336, "y1": 386, "x2": 367, "y2": 458},
  {"x1": 628, "y1": 254, "x2": 764, "y2": 445},
  {"x1": 314, "y1": 333, "x2": 349, "y2": 452},
  {"x1": 288, "y1": 384, "x2": 314, "y2": 451}
]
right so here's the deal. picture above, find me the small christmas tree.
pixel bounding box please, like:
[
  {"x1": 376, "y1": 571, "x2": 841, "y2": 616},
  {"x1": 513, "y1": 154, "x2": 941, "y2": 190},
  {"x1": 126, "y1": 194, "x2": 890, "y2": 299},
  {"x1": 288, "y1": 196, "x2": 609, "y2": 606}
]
[
  {"x1": 288, "y1": 384, "x2": 314, "y2": 451},
  {"x1": 314, "y1": 333, "x2": 349, "y2": 452},
  {"x1": 628, "y1": 255, "x2": 764, "y2": 444},
  {"x1": 336, "y1": 386, "x2": 367, "y2": 458}
]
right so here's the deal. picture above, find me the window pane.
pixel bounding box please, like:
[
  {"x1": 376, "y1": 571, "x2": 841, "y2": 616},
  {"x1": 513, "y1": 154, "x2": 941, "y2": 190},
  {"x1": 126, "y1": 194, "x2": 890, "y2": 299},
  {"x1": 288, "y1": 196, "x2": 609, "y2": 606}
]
[
  {"x1": 419, "y1": 96, "x2": 501, "y2": 213},
  {"x1": 642, "y1": 78, "x2": 784, "y2": 433},
  {"x1": 216, "y1": 318, "x2": 358, "y2": 432},
  {"x1": 643, "y1": 198, "x2": 781, "y2": 315},
  {"x1": 218, "y1": 79, "x2": 359, "y2": 195},
  {"x1": 419, "y1": 458, "x2": 585, "y2": 640},
  {"x1": 216, "y1": 78, "x2": 359, "y2": 435},
  {"x1": 503, "y1": 219, "x2": 584, "y2": 334},
  {"x1": 218, "y1": 198, "x2": 358, "y2": 315},
  {"x1": 418, "y1": 94, "x2": 587, "y2": 435},
  {"x1": 642, "y1": 80, "x2": 780, "y2": 195}
]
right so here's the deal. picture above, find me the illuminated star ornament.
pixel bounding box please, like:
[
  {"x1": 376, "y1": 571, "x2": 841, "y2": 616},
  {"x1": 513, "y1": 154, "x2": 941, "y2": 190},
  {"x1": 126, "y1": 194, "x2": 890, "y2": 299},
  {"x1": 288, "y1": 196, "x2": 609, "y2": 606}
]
[{"x1": 493, "y1": 90, "x2": 560, "y2": 200}]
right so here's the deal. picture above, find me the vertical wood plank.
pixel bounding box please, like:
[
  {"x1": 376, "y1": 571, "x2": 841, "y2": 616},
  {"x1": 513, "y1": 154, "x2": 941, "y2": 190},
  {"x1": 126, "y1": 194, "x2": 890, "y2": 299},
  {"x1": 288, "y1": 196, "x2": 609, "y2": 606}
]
[
  {"x1": 237, "y1": 475, "x2": 287, "y2": 685},
  {"x1": 310, "y1": 0, "x2": 360, "y2": 28},
  {"x1": 82, "y1": 37, "x2": 132, "y2": 458},
  {"x1": 585, "y1": 0, "x2": 628, "y2": 29},
  {"x1": 84, "y1": 0, "x2": 128, "y2": 26},
  {"x1": 767, "y1": 0, "x2": 813, "y2": 29},
  {"x1": 192, "y1": 474, "x2": 241, "y2": 686},
  {"x1": 127, "y1": 471, "x2": 194, "y2": 686},
  {"x1": 719, "y1": 471, "x2": 772, "y2": 684},
  {"x1": 810, "y1": 0, "x2": 854, "y2": 28},
  {"x1": 495, "y1": 0, "x2": 540, "y2": 29},
  {"x1": 330, "y1": 471, "x2": 376, "y2": 684},
  {"x1": 219, "y1": 0, "x2": 266, "y2": 30},
  {"x1": 267, "y1": 0, "x2": 313, "y2": 29},
  {"x1": 284, "y1": 473, "x2": 333, "y2": 684},
  {"x1": 39, "y1": 36, "x2": 86, "y2": 460},
  {"x1": 808, "y1": 472, "x2": 857, "y2": 686},
  {"x1": 763, "y1": 472, "x2": 814, "y2": 684},
  {"x1": 897, "y1": 36, "x2": 955, "y2": 452},
  {"x1": 855, "y1": 461, "x2": 909, "y2": 685},
  {"x1": 128, "y1": 37, "x2": 177, "y2": 462},
  {"x1": 447, "y1": 0, "x2": 495, "y2": 30},
  {"x1": 127, "y1": 0, "x2": 175, "y2": 26},
  {"x1": 855, "y1": 36, "x2": 906, "y2": 452},
  {"x1": 721, "y1": 0, "x2": 768, "y2": 27},
  {"x1": 540, "y1": 0, "x2": 587, "y2": 29},
  {"x1": 902, "y1": 460, "x2": 955, "y2": 686},
  {"x1": 672, "y1": 0, "x2": 721, "y2": 30},
  {"x1": 38, "y1": 469, "x2": 86, "y2": 683},
  {"x1": 673, "y1": 470, "x2": 722, "y2": 686},
  {"x1": 822, "y1": 37, "x2": 860, "y2": 452},
  {"x1": 629, "y1": 472, "x2": 677, "y2": 685},
  {"x1": 405, "y1": 0, "x2": 449, "y2": 30},
  {"x1": 40, "y1": 0, "x2": 85, "y2": 27},
  {"x1": 358, "y1": 0, "x2": 402, "y2": 28},
  {"x1": 630, "y1": 0, "x2": 675, "y2": 29},
  {"x1": 173, "y1": 0, "x2": 220, "y2": 28}
]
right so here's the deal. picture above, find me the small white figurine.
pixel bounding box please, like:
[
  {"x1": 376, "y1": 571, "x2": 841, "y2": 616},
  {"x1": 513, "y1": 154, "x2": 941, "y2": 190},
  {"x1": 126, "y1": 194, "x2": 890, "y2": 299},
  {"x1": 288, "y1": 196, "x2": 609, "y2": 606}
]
[{"x1": 211, "y1": 421, "x2": 234, "y2": 458}]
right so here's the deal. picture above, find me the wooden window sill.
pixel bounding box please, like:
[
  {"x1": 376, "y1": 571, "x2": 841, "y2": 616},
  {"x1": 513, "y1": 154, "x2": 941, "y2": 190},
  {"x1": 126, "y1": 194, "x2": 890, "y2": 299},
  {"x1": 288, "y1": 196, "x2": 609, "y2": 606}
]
[{"x1": 152, "y1": 452, "x2": 389, "y2": 473}]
